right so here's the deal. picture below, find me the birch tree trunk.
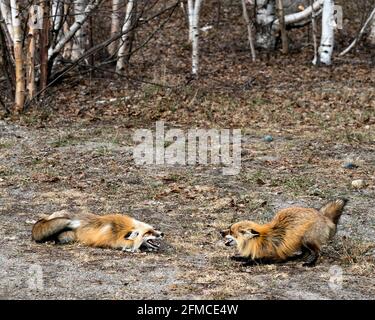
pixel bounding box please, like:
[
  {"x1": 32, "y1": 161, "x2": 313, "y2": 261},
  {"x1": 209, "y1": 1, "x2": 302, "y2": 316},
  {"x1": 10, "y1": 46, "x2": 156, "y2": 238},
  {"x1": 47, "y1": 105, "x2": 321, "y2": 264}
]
[
  {"x1": 241, "y1": 0, "x2": 256, "y2": 61},
  {"x1": 40, "y1": 0, "x2": 50, "y2": 91},
  {"x1": 71, "y1": 0, "x2": 87, "y2": 61},
  {"x1": 368, "y1": 9, "x2": 375, "y2": 45},
  {"x1": 116, "y1": 0, "x2": 135, "y2": 72},
  {"x1": 49, "y1": 0, "x2": 103, "y2": 61},
  {"x1": 187, "y1": 0, "x2": 193, "y2": 41},
  {"x1": 318, "y1": 0, "x2": 334, "y2": 65},
  {"x1": 62, "y1": 2, "x2": 72, "y2": 60},
  {"x1": 0, "y1": 0, "x2": 13, "y2": 41},
  {"x1": 51, "y1": 0, "x2": 63, "y2": 48},
  {"x1": 276, "y1": 0, "x2": 288, "y2": 54},
  {"x1": 310, "y1": 0, "x2": 318, "y2": 64},
  {"x1": 27, "y1": 5, "x2": 37, "y2": 100},
  {"x1": 340, "y1": 7, "x2": 375, "y2": 55},
  {"x1": 190, "y1": 0, "x2": 202, "y2": 76},
  {"x1": 255, "y1": 0, "x2": 275, "y2": 49},
  {"x1": 108, "y1": 0, "x2": 122, "y2": 56},
  {"x1": 10, "y1": 0, "x2": 24, "y2": 112}
]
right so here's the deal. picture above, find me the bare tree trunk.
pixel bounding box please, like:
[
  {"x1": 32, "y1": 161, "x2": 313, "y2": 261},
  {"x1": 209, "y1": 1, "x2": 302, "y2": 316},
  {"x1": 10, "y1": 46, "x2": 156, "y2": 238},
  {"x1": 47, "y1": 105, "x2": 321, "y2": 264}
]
[
  {"x1": 255, "y1": 0, "x2": 276, "y2": 49},
  {"x1": 116, "y1": 0, "x2": 135, "y2": 72},
  {"x1": 275, "y1": 0, "x2": 288, "y2": 54},
  {"x1": 191, "y1": 0, "x2": 202, "y2": 76},
  {"x1": 0, "y1": 19, "x2": 15, "y2": 97},
  {"x1": 51, "y1": 0, "x2": 63, "y2": 45},
  {"x1": 0, "y1": 0, "x2": 13, "y2": 41},
  {"x1": 340, "y1": 6, "x2": 375, "y2": 55},
  {"x1": 370, "y1": 11, "x2": 375, "y2": 45},
  {"x1": 49, "y1": 0, "x2": 103, "y2": 61},
  {"x1": 187, "y1": 0, "x2": 193, "y2": 41},
  {"x1": 310, "y1": 0, "x2": 318, "y2": 64},
  {"x1": 40, "y1": 0, "x2": 50, "y2": 91},
  {"x1": 71, "y1": 0, "x2": 87, "y2": 61},
  {"x1": 27, "y1": 5, "x2": 37, "y2": 100},
  {"x1": 10, "y1": 0, "x2": 24, "y2": 112},
  {"x1": 62, "y1": 2, "x2": 72, "y2": 60},
  {"x1": 241, "y1": 0, "x2": 256, "y2": 61},
  {"x1": 108, "y1": 0, "x2": 122, "y2": 56},
  {"x1": 318, "y1": 0, "x2": 334, "y2": 65}
]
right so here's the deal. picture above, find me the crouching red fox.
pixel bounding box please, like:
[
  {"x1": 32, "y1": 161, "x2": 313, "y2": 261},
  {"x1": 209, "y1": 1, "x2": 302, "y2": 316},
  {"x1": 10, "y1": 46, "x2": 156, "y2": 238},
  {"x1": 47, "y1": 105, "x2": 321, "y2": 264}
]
[
  {"x1": 32, "y1": 212, "x2": 164, "y2": 252},
  {"x1": 220, "y1": 199, "x2": 348, "y2": 266}
]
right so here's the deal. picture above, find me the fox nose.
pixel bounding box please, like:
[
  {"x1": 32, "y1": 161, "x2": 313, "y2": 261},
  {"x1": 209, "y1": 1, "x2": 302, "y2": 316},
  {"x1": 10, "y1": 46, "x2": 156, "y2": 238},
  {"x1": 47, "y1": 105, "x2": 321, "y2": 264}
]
[{"x1": 159, "y1": 232, "x2": 164, "y2": 238}]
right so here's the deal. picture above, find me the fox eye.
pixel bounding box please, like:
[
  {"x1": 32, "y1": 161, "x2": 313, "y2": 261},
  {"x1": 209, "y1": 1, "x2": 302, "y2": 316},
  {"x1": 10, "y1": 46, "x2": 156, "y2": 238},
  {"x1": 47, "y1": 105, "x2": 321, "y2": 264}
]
[{"x1": 124, "y1": 232, "x2": 132, "y2": 239}]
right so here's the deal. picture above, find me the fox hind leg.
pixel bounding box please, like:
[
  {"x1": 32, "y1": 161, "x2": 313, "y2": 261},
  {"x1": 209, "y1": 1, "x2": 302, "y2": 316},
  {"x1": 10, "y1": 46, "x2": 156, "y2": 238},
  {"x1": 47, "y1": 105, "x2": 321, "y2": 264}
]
[{"x1": 302, "y1": 243, "x2": 320, "y2": 267}]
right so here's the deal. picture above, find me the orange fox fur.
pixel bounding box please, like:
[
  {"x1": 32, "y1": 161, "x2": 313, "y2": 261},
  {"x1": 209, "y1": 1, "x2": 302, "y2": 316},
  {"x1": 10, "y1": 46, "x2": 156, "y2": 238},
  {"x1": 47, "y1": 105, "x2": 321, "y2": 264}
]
[
  {"x1": 221, "y1": 199, "x2": 348, "y2": 266},
  {"x1": 32, "y1": 212, "x2": 163, "y2": 252}
]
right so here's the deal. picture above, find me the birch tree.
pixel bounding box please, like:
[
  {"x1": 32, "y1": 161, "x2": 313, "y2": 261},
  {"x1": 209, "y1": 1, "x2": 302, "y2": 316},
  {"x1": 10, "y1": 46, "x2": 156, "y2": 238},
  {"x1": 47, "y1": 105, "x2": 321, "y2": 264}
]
[
  {"x1": 49, "y1": 0, "x2": 103, "y2": 61},
  {"x1": 71, "y1": 0, "x2": 88, "y2": 61},
  {"x1": 10, "y1": 0, "x2": 24, "y2": 112},
  {"x1": 108, "y1": 0, "x2": 123, "y2": 56},
  {"x1": 26, "y1": 5, "x2": 37, "y2": 100},
  {"x1": 370, "y1": 12, "x2": 375, "y2": 45},
  {"x1": 318, "y1": 0, "x2": 334, "y2": 65},
  {"x1": 116, "y1": 0, "x2": 135, "y2": 72},
  {"x1": 51, "y1": 0, "x2": 63, "y2": 49},
  {"x1": 187, "y1": 0, "x2": 202, "y2": 76},
  {"x1": 0, "y1": 0, "x2": 13, "y2": 41},
  {"x1": 340, "y1": 7, "x2": 375, "y2": 56}
]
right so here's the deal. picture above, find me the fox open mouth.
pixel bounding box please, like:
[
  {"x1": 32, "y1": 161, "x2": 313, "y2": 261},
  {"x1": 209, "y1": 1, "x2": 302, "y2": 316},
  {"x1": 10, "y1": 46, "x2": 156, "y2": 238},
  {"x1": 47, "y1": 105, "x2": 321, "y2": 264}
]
[
  {"x1": 144, "y1": 239, "x2": 160, "y2": 250},
  {"x1": 224, "y1": 239, "x2": 234, "y2": 247},
  {"x1": 225, "y1": 238, "x2": 235, "y2": 246}
]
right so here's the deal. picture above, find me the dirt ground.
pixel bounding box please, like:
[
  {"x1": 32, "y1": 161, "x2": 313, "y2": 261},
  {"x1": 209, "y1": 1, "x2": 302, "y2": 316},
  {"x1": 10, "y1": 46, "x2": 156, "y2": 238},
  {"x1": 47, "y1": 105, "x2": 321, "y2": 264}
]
[
  {"x1": 1, "y1": 96, "x2": 374, "y2": 299},
  {"x1": 0, "y1": 0, "x2": 374, "y2": 300}
]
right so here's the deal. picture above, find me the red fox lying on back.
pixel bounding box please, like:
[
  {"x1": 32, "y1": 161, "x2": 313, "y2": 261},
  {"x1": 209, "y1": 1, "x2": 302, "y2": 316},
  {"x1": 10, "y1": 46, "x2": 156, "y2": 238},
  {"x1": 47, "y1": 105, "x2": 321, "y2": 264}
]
[
  {"x1": 32, "y1": 212, "x2": 164, "y2": 252},
  {"x1": 220, "y1": 199, "x2": 348, "y2": 266}
]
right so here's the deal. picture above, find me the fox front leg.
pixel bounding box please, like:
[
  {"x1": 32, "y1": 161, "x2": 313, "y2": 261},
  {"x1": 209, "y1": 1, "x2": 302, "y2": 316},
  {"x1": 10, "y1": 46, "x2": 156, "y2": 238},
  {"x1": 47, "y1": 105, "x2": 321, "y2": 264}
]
[{"x1": 122, "y1": 247, "x2": 141, "y2": 253}]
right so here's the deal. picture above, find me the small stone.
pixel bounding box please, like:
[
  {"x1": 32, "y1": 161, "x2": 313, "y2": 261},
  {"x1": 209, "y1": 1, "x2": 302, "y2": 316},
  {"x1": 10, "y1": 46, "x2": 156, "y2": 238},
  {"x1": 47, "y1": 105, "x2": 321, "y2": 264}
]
[
  {"x1": 343, "y1": 162, "x2": 358, "y2": 169},
  {"x1": 263, "y1": 135, "x2": 273, "y2": 142},
  {"x1": 352, "y1": 179, "x2": 366, "y2": 189}
]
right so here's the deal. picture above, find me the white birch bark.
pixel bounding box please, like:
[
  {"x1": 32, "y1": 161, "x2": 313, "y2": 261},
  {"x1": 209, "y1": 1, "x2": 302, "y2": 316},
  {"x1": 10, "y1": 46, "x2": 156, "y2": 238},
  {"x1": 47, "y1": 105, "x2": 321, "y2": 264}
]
[
  {"x1": 27, "y1": 5, "x2": 36, "y2": 100},
  {"x1": 187, "y1": 0, "x2": 193, "y2": 41},
  {"x1": 62, "y1": 2, "x2": 72, "y2": 60},
  {"x1": 340, "y1": 7, "x2": 375, "y2": 55},
  {"x1": 10, "y1": 0, "x2": 24, "y2": 112},
  {"x1": 108, "y1": 0, "x2": 123, "y2": 56},
  {"x1": 273, "y1": 0, "x2": 324, "y2": 31},
  {"x1": 0, "y1": 0, "x2": 13, "y2": 40},
  {"x1": 370, "y1": 12, "x2": 375, "y2": 45},
  {"x1": 318, "y1": 0, "x2": 334, "y2": 65},
  {"x1": 116, "y1": 0, "x2": 135, "y2": 72},
  {"x1": 51, "y1": 0, "x2": 63, "y2": 41},
  {"x1": 48, "y1": 0, "x2": 103, "y2": 60},
  {"x1": 191, "y1": 0, "x2": 202, "y2": 76},
  {"x1": 71, "y1": 0, "x2": 87, "y2": 61},
  {"x1": 310, "y1": 0, "x2": 319, "y2": 64},
  {"x1": 255, "y1": 0, "x2": 276, "y2": 49}
]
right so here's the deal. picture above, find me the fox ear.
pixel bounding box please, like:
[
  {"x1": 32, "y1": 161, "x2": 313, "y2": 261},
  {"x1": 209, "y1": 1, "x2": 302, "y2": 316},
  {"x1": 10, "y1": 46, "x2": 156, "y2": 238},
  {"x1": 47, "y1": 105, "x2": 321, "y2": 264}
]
[{"x1": 124, "y1": 231, "x2": 139, "y2": 240}]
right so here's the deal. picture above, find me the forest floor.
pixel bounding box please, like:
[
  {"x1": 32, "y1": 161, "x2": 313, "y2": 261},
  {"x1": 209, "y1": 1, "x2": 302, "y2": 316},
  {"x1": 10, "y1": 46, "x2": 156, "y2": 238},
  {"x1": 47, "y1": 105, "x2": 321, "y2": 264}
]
[{"x1": 0, "y1": 1, "x2": 374, "y2": 300}]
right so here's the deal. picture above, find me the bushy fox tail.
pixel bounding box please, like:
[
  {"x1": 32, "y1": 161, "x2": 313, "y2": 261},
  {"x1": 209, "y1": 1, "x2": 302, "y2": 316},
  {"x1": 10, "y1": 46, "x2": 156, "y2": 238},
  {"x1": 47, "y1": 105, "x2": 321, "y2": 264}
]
[
  {"x1": 319, "y1": 198, "x2": 348, "y2": 225},
  {"x1": 32, "y1": 217, "x2": 77, "y2": 243}
]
